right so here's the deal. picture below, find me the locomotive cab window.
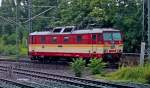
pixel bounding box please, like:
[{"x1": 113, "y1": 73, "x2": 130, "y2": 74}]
[
  {"x1": 103, "y1": 33, "x2": 112, "y2": 41},
  {"x1": 40, "y1": 36, "x2": 45, "y2": 44},
  {"x1": 77, "y1": 35, "x2": 82, "y2": 42},
  {"x1": 64, "y1": 36, "x2": 69, "y2": 42},
  {"x1": 51, "y1": 37, "x2": 57, "y2": 43},
  {"x1": 92, "y1": 34, "x2": 96, "y2": 40},
  {"x1": 113, "y1": 33, "x2": 121, "y2": 40}
]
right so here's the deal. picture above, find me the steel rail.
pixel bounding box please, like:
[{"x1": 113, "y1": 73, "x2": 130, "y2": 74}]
[
  {"x1": 0, "y1": 78, "x2": 35, "y2": 88},
  {"x1": 0, "y1": 65, "x2": 134, "y2": 88},
  {"x1": 122, "y1": 53, "x2": 140, "y2": 56},
  {"x1": 0, "y1": 59, "x2": 31, "y2": 63}
]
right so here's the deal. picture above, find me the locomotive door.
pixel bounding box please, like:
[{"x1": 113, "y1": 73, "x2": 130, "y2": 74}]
[
  {"x1": 59, "y1": 35, "x2": 69, "y2": 53},
  {"x1": 91, "y1": 34, "x2": 97, "y2": 57},
  {"x1": 57, "y1": 35, "x2": 63, "y2": 52}
]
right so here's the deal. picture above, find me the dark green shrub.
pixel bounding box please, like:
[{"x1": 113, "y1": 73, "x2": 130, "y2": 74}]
[
  {"x1": 3, "y1": 45, "x2": 17, "y2": 55},
  {"x1": 71, "y1": 58, "x2": 85, "y2": 77},
  {"x1": 88, "y1": 58, "x2": 106, "y2": 75},
  {"x1": 3, "y1": 34, "x2": 16, "y2": 45}
]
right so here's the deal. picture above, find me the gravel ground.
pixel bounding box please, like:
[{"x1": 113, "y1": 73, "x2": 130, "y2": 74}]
[{"x1": 0, "y1": 60, "x2": 76, "y2": 76}]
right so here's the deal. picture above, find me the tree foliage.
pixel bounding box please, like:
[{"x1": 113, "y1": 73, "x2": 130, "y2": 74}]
[{"x1": 0, "y1": 0, "x2": 143, "y2": 54}]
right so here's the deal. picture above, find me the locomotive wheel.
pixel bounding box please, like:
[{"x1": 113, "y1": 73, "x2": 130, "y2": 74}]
[
  {"x1": 83, "y1": 58, "x2": 90, "y2": 66},
  {"x1": 86, "y1": 59, "x2": 90, "y2": 64},
  {"x1": 30, "y1": 56, "x2": 37, "y2": 61}
]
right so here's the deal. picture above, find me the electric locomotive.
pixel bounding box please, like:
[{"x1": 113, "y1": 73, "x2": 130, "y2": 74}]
[{"x1": 28, "y1": 26, "x2": 123, "y2": 63}]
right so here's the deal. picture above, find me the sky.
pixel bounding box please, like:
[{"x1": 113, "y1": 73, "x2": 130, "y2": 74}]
[{"x1": 0, "y1": 0, "x2": 1, "y2": 6}]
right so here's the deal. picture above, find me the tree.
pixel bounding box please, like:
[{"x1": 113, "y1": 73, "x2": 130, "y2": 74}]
[{"x1": 0, "y1": 0, "x2": 144, "y2": 54}]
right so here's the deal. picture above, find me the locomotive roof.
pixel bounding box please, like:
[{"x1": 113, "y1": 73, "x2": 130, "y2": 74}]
[
  {"x1": 30, "y1": 28, "x2": 120, "y2": 35},
  {"x1": 30, "y1": 31, "x2": 52, "y2": 35}
]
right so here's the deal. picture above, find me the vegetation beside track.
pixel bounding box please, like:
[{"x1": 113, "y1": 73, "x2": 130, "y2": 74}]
[
  {"x1": 94, "y1": 64, "x2": 150, "y2": 84},
  {"x1": 71, "y1": 59, "x2": 86, "y2": 77},
  {"x1": 0, "y1": 37, "x2": 27, "y2": 57},
  {"x1": 88, "y1": 58, "x2": 106, "y2": 75},
  {"x1": 71, "y1": 58, "x2": 106, "y2": 77}
]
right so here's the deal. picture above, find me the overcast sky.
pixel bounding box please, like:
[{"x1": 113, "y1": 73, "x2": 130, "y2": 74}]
[{"x1": 0, "y1": 0, "x2": 1, "y2": 6}]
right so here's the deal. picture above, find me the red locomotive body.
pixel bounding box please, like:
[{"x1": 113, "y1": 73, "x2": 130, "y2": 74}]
[{"x1": 28, "y1": 26, "x2": 123, "y2": 62}]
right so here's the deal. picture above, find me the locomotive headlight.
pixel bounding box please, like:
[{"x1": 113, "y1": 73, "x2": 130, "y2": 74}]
[
  {"x1": 119, "y1": 45, "x2": 123, "y2": 48},
  {"x1": 111, "y1": 44, "x2": 115, "y2": 49},
  {"x1": 32, "y1": 50, "x2": 35, "y2": 52},
  {"x1": 119, "y1": 49, "x2": 122, "y2": 53},
  {"x1": 104, "y1": 49, "x2": 107, "y2": 53}
]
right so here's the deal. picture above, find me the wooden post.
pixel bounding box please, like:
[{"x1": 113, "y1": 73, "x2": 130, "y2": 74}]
[{"x1": 140, "y1": 42, "x2": 145, "y2": 66}]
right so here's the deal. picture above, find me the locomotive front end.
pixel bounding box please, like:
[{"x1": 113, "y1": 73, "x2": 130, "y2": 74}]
[{"x1": 102, "y1": 31, "x2": 123, "y2": 63}]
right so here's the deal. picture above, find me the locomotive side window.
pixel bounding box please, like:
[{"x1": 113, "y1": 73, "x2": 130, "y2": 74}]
[
  {"x1": 51, "y1": 37, "x2": 57, "y2": 43},
  {"x1": 64, "y1": 36, "x2": 69, "y2": 42},
  {"x1": 40, "y1": 36, "x2": 45, "y2": 44},
  {"x1": 77, "y1": 35, "x2": 82, "y2": 42},
  {"x1": 98, "y1": 34, "x2": 103, "y2": 43},
  {"x1": 63, "y1": 28, "x2": 72, "y2": 32},
  {"x1": 92, "y1": 34, "x2": 96, "y2": 40},
  {"x1": 98, "y1": 34, "x2": 102, "y2": 40},
  {"x1": 53, "y1": 28, "x2": 62, "y2": 33}
]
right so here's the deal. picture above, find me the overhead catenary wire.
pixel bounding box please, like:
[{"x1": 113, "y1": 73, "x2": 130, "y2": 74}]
[{"x1": 23, "y1": 7, "x2": 55, "y2": 24}]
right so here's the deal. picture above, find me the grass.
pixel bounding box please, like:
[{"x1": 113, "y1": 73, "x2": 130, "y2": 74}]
[{"x1": 94, "y1": 64, "x2": 150, "y2": 84}]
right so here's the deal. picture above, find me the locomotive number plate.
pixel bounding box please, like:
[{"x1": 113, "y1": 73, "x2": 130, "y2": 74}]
[{"x1": 109, "y1": 49, "x2": 116, "y2": 53}]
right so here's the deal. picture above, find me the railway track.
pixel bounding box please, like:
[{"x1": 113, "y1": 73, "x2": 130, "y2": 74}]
[
  {"x1": 0, "y1": 65, "x2": 134, "y2": 88},
  {"x1": 0, "y1": 55, "x2": 147, "y2": 87},
  {"x1": 0, "y1": 78, "x2": 35, "y2": 88}
]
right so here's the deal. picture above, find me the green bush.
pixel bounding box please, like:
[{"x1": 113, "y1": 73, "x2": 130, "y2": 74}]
[
  {"x1": 3, "y1": 45, "x2": 17, "y2": 55},
  {"x1": 71, "y1": 58, "x2": 85, "y2": 77},
  {"x1": 88, "y1": 58, "x2": 106, "y2": 75},
  {"x1": 2, "y1": 34, "x2": 16, "y2": 45},
  {"x1": 0, "y1": 38, "x2": 28, "y2": 57}
]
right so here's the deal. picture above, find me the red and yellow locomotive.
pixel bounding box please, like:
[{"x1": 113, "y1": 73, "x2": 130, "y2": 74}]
[{"x1": 28, "y1": 26, "x2": 123, "y2": 62}]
